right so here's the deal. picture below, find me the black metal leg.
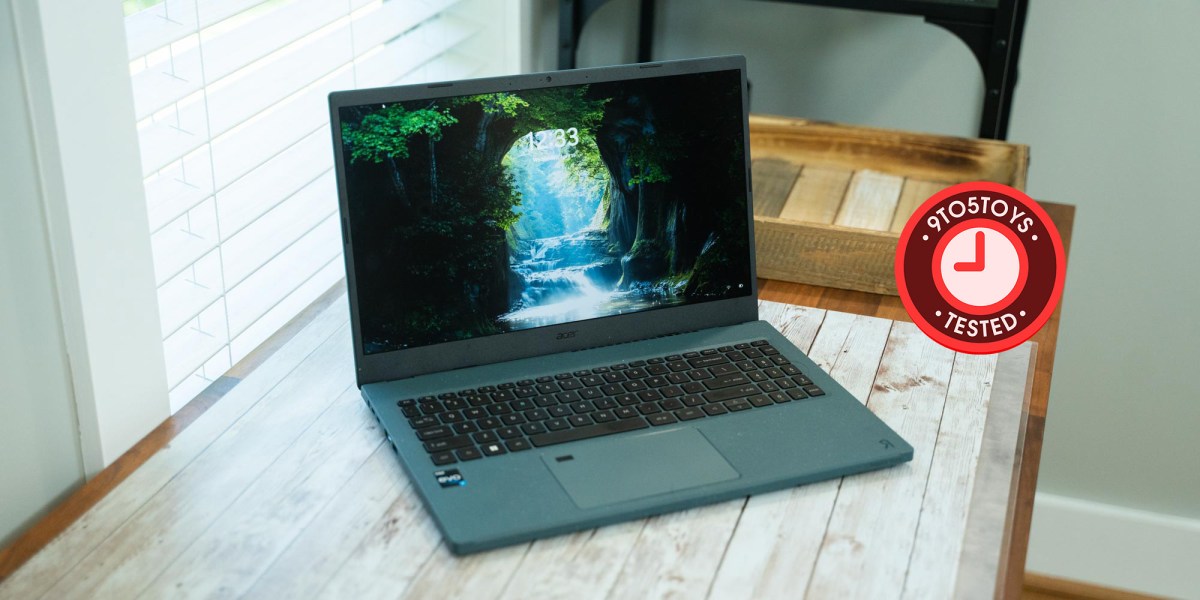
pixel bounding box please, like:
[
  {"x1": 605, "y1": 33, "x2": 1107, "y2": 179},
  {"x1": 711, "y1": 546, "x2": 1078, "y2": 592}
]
[{"x1": 637, "y1": 0, "x2": 656, "y2": 63}]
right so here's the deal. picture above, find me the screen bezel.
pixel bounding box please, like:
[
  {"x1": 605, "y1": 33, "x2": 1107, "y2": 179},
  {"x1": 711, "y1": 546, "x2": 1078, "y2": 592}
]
[{"x1": 329, "y1": 55, "x2": 759, "y2": 386}]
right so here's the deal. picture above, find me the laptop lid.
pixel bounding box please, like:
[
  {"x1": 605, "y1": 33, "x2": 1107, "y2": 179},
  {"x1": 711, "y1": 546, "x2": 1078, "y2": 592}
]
[{"x1": 329, "y1": 56, "x2": 758, "y2": 386}]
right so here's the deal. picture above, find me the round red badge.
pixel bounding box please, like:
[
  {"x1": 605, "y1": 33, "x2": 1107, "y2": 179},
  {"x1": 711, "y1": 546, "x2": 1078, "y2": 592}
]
[{"x1": 895, "y1": 182, "x2": 1065, "y2": 354}]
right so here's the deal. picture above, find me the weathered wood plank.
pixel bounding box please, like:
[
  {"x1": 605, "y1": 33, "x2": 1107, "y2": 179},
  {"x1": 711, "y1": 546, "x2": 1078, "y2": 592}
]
[
  {"x1": 606, "y1": 499, "x2": 745, "y2": 599},
  {"x1": 313, "y1": 471, "x2": 445, "y2": 599},
  {"x1": 748, "y1": 115, "x2": 1029, "y2": 189},
  {"x1": 751, "y1": 159, "x2": 803, "y2": 218},
  {"x1": 40, "y1": 324, "x2": 356, "y2": 599},
  {"x1": 138, "y1": 386, "x2": 381, "y2": 598},
  {"x1": 807, "y1": 322, "x2": 956, "y2": 598},
  {"x1": 498, "y1": 521, "x2": 648, "y2": 600},
  {"x1": 707, "y1": 311, "x2": 894, "y2": 600},
  {"x1": 757, "y1": 300, "x2": 826, "y2": 354},
  {"x1": 0, "y1": 298, "x2": 350, "y2": 599},
  {"x1": 954, "y1": 343, "x2": 1035, "y2": 600},
  {"x1": 754, "y1": 216, "x2": 901, "y2": 295},
  {"x1": 399, "y1": 543, "x2": 530, "y2": 600},
  {"x1": 777, "y1": 165, "x2": 853, "y2": 225},
  {"x1": 834, "y1": 170, "x2": 905, "y2": 231},
  {"x1": 245, "y1": 443, "x2": 408, "y2": 597},
  {"x1": 890, "y1": 178, "x2": 949, "y2": 233},
  {"x1": 901, "y1": 351, "x2": 998, "y2": 600}
]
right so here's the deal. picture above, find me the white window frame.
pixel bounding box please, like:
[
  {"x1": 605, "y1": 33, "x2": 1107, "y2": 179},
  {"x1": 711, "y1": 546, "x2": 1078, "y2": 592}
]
[{"x1": 10, "y1": 0, "x2": 530, "y2": 475}]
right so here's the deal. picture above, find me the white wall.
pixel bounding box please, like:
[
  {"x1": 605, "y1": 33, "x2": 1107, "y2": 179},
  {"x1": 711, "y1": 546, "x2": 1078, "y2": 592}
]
[
  {"x1": 535, "y1": 0, "x2": 1200, "y2": 595},
  {"x1": 0, "y1": 0, "x2": 85, "y2": 548}
]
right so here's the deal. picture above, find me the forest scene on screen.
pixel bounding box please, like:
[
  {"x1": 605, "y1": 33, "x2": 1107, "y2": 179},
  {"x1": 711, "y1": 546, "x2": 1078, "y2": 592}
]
[{"x1": 340, "y1": 71, "x2": 750, "y2": 353}]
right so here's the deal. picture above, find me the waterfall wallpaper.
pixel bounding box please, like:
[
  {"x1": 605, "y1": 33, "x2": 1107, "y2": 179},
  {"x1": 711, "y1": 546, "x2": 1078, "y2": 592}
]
[{"x1": 339, "y1": 70, "x2": 751, "y2": 354}]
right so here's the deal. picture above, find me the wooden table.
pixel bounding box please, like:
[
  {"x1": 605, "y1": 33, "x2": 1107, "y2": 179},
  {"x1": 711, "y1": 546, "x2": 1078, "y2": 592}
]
[{"x1": 0, "y1": 296, "x2": 1039, "y2": 599}]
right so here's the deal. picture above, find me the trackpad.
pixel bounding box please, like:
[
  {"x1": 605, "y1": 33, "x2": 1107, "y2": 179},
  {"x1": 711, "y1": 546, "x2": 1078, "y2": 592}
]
[{"x1": 542, "y1": 428, "x2": 740, "y2": 509}]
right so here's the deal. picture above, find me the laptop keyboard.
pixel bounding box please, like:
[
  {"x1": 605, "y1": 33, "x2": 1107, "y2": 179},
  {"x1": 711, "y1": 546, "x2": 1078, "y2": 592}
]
[{"x1": 395, "y1": 340, "x2": 826, "y2": 466}]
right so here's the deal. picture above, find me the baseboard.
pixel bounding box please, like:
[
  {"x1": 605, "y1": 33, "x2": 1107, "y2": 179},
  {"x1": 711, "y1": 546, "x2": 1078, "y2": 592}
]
[{"x1": 1027, "y1": 492, "x2": 1200, "y2": 599}]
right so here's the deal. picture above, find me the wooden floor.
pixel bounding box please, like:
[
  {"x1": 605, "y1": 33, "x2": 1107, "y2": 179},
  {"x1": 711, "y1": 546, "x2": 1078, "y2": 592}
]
[{"x1": 0, "y1": 298, "x2": 1034, "y2": 599}]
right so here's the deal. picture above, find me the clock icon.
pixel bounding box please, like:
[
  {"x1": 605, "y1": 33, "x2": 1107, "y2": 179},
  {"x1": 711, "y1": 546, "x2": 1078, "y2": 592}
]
[{"x1": 931, "y1": 218, "x2": 1028, "y2": 315}]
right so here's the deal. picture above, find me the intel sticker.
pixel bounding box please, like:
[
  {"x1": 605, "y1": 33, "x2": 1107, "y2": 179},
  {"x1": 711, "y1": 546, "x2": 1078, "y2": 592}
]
[{"x1": 435, "y1": 469, "x2": 465, "y2": 488}]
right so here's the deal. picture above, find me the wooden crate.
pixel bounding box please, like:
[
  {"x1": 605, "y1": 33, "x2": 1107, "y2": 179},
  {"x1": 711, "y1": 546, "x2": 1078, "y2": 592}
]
[{"x1": 749, "y1": 114, "x2": 1030, "y2": 295}]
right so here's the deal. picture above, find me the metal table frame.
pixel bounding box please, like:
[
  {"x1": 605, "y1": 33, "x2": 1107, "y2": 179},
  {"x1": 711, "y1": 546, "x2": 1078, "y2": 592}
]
[{"x1": 557, "y1": 0, "x2": 1028, "y2": 140}]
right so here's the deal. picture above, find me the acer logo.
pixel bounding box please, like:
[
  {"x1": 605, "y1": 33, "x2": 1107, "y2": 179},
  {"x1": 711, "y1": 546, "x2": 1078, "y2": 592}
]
[{"x1": 555, "y1": 331, "x2": 577, "y2": 340}]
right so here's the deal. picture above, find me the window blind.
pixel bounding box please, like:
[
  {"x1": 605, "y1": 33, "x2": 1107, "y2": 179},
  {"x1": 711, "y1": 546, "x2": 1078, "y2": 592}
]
[{"x1": 123, "y1": 0, "x2": 518, "y2": 411}]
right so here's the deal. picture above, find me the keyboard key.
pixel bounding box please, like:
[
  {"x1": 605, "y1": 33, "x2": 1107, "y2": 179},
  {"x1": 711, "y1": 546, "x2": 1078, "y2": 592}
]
[
  {"x1": 594, "y1": 398, "x2": 617, "y2": 410},
  {"x1": 725, "y1": 399, "x2": 753, "y2": 412},
  {"x1": 431, "y1": 452, "x2": 456, "y2": 466},
  {"x1": 803, "y1": 385, "x2": 826, "y2": 397},
  {"x1": 624, "y1": 380, "x2": 647, "y2": 392},
  {"x1": 666, "y1": 372, "x2": 688, "y2": 384},
  {"x1": 645, "y1": 376, "x2": 668, "y2": 388},
  {"x1": 703, "y1": 403, "x2": 729, "y2": 416},
  {"x1": 457, "y1": 447, "x2": 482, "y2": 461},
  {"x1": 557, "y1": 391, "x2": 581, "y2": 403},
  {"x1": 646, "y1": 364, "x2": 669, "y2": 375},
  {"x1": 718, "y1": 346, "x2": 733, "y2": 352},
  {"x1": 512, "y1": 399, "x2": 534, "y2": 411},
  {"x1": 676, "y1": 407, "x2": 705, "y2": 421},
  {"x1": 682, "y1": 395, "x2": 705, "y2": 407},
  {"x1": 682, "y1": 382, "x2": 706, "y2": 394},
  {"x1": 568, "y1": 415, "x2": 593, "y2": 427},
  {"x1": 776, "y1": 378, "x2": 797, "y2": 389},
  {"x1": 625, "y1": 368, "x2": 648, "y2": 379},
  {"x1": 497, "y1": 426, "x2": 523, "y2": 440},
  {"x1": 688, "y1": 355, "x2": 726, "y2": 368},
  {"x1": 706, "y1": 373, "x2": 751, "y2": 390},
  {"x1": 787, "y1": 388, "x2": 808, "y2": 400},
  {"x1": 500, "y1": 413, "x2": 526, "y2": 425},
  {"x1": 704, "y1": 384, "x2": 759, "y2": 403},
  {"x1": 742, "y1": 348, "x2": 763, "y2": 359},
  {"x1": 453, "y1": 422, "x2": 479, "y2": 434},
  {"x1": 536, "y1": 376, "x2": 553, "y2": 383},
  {"x1": 637, "y1": 389, "x2": 663, "y2": 402},
  {"x1": 683, "y1": 351, "x2": 700, "y2": 358},
  {"x1": 549, "y1": 406, "x2": 571, "y2": 417},
  {"x1": 507, "y1": 439, "x2": 532, "y2": 452},
  {"x1": 668, "y1": 361, "x2": 690, "y2": 372},
  {"x1": 660, "y1": 398, "x2": 684, "y2": 411},
  {"x1": 546, "y1": 417, "x2": 570, "y2": 430},
  {"x1": 522, "y1": 422, "x2": 547, "y2": 435},
  {"x1": 648, "y1": 413, "x2": 678, "y2": 426},
  {"x1": 593, "y1": 410, "x2": 616, "y2": 423},
  {"x1": 514, "y1": 387, "x2": 537, "y2": 399},
  {"x1": 424, "y1": 435, "x2": 472, "y2": 453},
  {"x1": 660, "y1": 385, "x2": 684, "y2": 398},
  {"x1": 629, "y1": 360, "x2": 646, "y2": 367},
  {"x1": 603, "y1": 372, "x2": 626, "y2": 383},
  {"x1": 439, "y1": 411, "x2": 465, "y2": 424},
  {"x1": 751, "y1": 339, "x2": 769, "y2": 346},
  {"x1": 559, "y1": 379, "x2": 583, "y2": 391},
  {"x1": 416, "y1": 426, "x2": 453, "y2": 441},
  {"x1": 747, "y1": 371, "x2": 768, "y2": 382},
  {"x1": 734, "y1": 343, "x2": 750, "y2": 349},
  {"x1": 701, "y1": 349, "x2": 718, "y2": 355},
  {"x1": 473, "y1": 431, "x2": 498, "y2": 444},
  {"x1": 615, "y1": 406, "x2": 638, "y2": 419},
  {"x1": 570, "y1": 402, "x2": 593, "y2": 414},
  {"x1": 537, "y1": 382, "x2": 559, "y2": 394},
  {"x1": 782, "y1": 364, "x2": 802, "y2": 376},
  {"x1": 443, "y1": 398, "x2": 466, "y2": 411},
  {"x1": 481, "y1": 442, "x2": 507, "y2": 456},
  {"x1": 410, "y1": 416, "x2": 438, "y2": 429},
  {"x1": 764, "y1": 367, "x2": 785, "y2": 379},
  {"x1": 758, "y1": 382, "x2": 779, "y2": 393},
  {"x1": 497, "y1": 383, "x2": 516, "y2": 390},
  {"x1": 525, "y1": 409, "x2": 550, "y2": 421},
  {"x1": 710, "y1": 364, "x2": 738, "y2": 376},
  {"x1": 529, "y1": 417, "x2": 649, "y2": 447},
  {"x1": 579, "y1": 388, "x2": 602, "y2": 400},
  {"x1": 769, "y1": 392, "x2": 789, "y2": 404},
  {"x1": 749, "y1": 395, "x2": 772, "y2": 408},
  {"x1": 616, "y1": 393, "x2": 640, "y2": 406},
  {"x1": 419, "y1": 402, "x2": 443, "y2": 415},
  {"x1": 793, "y1": 375, "x2": 814, "y2": 386},
  {"x1": 637, "y1": 403, "x2": 662, "y2": 415},
  {"x1": 478, "y1": 417, "x2": 502, "y2": 430},
  {"x1": 400, "y1": 404, "x2": 420, "y2": 418},
  {"x1": 438, "y1": 392, "x2": 456, "y2": 400},
  {"x1": 761, "y1": 346, "x2": 780, "y2": 356}
]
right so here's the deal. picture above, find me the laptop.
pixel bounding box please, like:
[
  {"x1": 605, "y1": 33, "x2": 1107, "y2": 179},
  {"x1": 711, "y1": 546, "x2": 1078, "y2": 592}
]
[{"x1": 328, "y1": 55, "x2": 912, "y2": 554}]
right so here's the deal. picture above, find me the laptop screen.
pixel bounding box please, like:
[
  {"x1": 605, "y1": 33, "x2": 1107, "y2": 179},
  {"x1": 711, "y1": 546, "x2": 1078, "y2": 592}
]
[{"x1": 338, "y1": 68, "x2": 751, "y2": 355}]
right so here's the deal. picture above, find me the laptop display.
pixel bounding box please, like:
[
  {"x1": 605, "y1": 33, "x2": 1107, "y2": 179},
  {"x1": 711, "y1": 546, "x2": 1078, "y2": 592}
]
[{"x1": 336, "y1": 69, "x2": 751, "y2": 354}]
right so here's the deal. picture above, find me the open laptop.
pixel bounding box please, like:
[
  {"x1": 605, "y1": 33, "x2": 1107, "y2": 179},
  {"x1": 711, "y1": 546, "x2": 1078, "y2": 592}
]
[{"x1": 328, "y1": 55, "x2": 912, "y2": 554}]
